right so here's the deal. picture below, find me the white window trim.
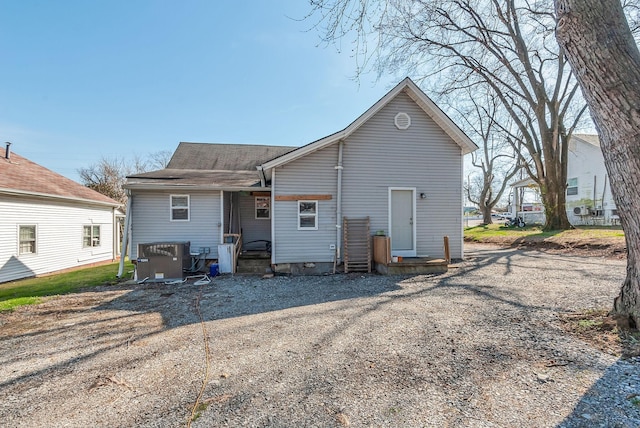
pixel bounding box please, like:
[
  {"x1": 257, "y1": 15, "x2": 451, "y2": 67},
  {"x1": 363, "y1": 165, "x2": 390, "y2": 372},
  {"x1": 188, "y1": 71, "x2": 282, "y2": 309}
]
[
  {"x1": 18, "y1": 224, "x2": 37, "y2": 255},
  {"x1": 298, "y1": 200, "x2": 318, "y2": 230},
  {"x1": 567, "y1": 177, "x2": 578, "y2": 196},
  {"x1": 170, "y1": 194, "x2": 190, "y2": 221},
  {"x1": 255, "y1": 196, "x2": 270, "y2": 220},
  {"x1": 83, "y1": 225, "x2": 101, "y2": 248}
]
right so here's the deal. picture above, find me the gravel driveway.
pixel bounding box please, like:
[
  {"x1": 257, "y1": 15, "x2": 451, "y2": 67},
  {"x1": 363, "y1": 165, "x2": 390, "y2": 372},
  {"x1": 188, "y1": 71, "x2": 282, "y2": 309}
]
[{"x1": 1, "y1": 244, "x2": 639, "y2": 427}]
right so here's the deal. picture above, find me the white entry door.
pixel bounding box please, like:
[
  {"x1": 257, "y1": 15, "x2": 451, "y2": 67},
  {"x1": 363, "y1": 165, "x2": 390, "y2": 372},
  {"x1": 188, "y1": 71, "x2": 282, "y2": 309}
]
[{"x1": 389, "y1": 188, "x2": 416, "y2": 257}]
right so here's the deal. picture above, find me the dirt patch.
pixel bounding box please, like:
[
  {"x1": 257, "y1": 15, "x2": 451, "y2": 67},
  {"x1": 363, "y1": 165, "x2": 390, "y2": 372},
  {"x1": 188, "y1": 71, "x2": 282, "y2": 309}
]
[
  {"x1": 558, "y1": 309, "x2": 640, "y2": 359},
  {"x1": 465, "y1": 234, "x2": 627, "y2": 259}
]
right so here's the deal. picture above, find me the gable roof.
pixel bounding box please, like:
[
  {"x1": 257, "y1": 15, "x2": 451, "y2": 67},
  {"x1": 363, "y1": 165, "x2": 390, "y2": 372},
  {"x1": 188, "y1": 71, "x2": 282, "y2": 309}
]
[
  {"x1": 260, "y1": 77, "x2": 478, "y2": 174},
  {"x1": 0, "y1": 147, "x2": 120, "y2": 207},
  {"x1": 125, "y1": 143, "x2": 296, "y2": 190},
  {"x1": 572, "y1": 134, "x2": 600, "y2": 148}
]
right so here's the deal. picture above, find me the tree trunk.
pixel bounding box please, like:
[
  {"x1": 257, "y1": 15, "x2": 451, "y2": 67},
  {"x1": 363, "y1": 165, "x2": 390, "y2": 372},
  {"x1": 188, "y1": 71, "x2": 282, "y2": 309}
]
[
  {"x1": 556, "y1": 0, "x2": 640, "y2": 327},
  {"x1": 481, "y1": 207, "x2": 493, "y2": 225},
  {"x1": 540, "y1": 177, "x2": 572, "y2": 230}
]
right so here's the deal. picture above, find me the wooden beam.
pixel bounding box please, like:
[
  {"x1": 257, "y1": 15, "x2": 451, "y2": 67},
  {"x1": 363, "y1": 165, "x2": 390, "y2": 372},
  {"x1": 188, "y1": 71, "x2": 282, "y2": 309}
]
[{"x1": 275, "y1": 194, "x2": 333, "y2": 201}]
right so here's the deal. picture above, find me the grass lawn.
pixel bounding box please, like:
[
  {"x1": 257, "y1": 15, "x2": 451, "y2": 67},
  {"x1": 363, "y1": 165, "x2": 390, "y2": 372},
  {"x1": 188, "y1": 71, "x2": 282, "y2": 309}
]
[
  {"x1": 464, "y1": 223, "x2": 625, "y2": 247},
  {"x1": 0, "y1": 260, "x2": 134, "y2": 312}
]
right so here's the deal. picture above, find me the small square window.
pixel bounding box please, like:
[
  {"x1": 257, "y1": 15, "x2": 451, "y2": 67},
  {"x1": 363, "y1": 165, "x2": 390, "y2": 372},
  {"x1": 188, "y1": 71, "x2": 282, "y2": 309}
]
[
  {"x1": 567, "y1": 178, "x2": 578, "y2": 196},
  {"x1": 19, "y1": 225, "x2": 36, "y2": 254},
  {"x1": 83, "y1": 225, "x2": 101, "y2": 247},
  {"x1": 298, "y1": 201, "x2": 318, "y2": 230},
  {"x1": 255, "y1": 196, "x2": 270, "y2": 219},
  {"x1": 171, "y1": 195, "x2": 190, "y2": 221}
]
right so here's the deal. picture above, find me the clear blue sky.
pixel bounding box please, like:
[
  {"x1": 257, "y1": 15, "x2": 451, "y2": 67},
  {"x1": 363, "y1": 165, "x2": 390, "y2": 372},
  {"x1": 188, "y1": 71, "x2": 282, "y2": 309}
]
[{"x1": 1, "y1": 0, "x2": 398, "y2": 182}]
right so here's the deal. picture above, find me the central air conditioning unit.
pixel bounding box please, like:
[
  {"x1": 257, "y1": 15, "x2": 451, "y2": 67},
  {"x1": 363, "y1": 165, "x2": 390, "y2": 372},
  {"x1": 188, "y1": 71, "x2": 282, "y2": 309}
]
[
  {"x1": 136, "y1": 242, "x2": 190, "y2": 282},
  {"x1": 573, "y1": 206, "x2": 590, "y2": 216}
]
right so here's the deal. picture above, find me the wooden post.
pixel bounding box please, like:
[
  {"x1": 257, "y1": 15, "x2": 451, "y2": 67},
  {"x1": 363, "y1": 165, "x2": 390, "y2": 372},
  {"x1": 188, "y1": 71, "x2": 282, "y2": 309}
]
[{"x1": 443, "y1": 236, "x2": 451, "y2": 264}]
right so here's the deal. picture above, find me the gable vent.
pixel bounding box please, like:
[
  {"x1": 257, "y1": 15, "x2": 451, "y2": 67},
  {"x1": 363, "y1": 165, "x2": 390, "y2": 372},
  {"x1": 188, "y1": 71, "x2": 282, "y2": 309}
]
[{"x1": 394, "y1": 112, "x2": 411, "y2": 130}]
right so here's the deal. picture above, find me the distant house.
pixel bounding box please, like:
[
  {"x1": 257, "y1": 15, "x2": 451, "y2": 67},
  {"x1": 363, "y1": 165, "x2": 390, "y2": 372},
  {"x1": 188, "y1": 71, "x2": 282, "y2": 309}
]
[
  {"x1": 124, "y1": 78, "x2": 477, "y2": 275},
  {"x1": 0, "y1": 144, "x2": 121, "y2": 283},
  {"x1": 509, "y1": 134, "x2": 617, "y2": 226},
  {"x1": 566, "y1": 134, "x2": 617, "y2": 225}
]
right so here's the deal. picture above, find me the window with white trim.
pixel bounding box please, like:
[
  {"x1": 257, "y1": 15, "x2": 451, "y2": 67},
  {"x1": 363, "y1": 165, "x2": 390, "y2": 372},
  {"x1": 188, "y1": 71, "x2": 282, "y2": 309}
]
[
  {"x1": 19, "y1": 225, "x2": 36, "y2": 254},
  {"x1": 170, "y1": 195, "x2": 190, "y2": 221},
  {"x1": 255, "y1": 196, "x2": 270, "y2": 219},
  {"x1": 298, "y1": 200, "x2": 318, "y2": 230},
  {"x1": 567, "y1": 178, "x2": 578, "y2": 196},
  {"x1": 83, "y1": 225, "x2": 101, "y2": 247}
]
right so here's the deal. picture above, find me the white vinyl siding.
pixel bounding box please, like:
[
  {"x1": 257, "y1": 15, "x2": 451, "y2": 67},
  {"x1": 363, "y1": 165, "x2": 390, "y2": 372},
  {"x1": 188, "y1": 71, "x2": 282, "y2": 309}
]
[
  {"x1": 566, "y1": 137, "x2": 617, "y2": 225},
  {"x1": 273, "y1": 144, "x2": 338, "y2": 263},
  {"x1": 130, "y1": 190, "x2": 221, "y2": 260},
  {"x1": 0, "y1": 195, "x2": 115, "y2": 283}
]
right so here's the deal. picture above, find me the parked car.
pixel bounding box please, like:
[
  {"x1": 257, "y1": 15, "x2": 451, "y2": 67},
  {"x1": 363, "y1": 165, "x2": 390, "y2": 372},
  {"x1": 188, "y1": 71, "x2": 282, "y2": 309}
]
[{"x1": 497, "y1": 212, "x2": 514, "y2": 219}]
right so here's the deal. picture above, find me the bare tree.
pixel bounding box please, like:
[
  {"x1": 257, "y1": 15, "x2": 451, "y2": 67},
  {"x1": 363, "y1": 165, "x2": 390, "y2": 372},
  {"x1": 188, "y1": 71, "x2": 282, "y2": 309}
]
[
  {"x1": 457, "y1": 92, "x2": 522, "y2": 224},
  {"x1": 556, "y1": 0, "x2": 640, "y2": 326},
  {"x1": 78, "y1": 157, "x2": 129, "y2": 204},
  {"x1": 78, "y1": 150, "x2": 170, "y2": 206},
  {"x1": 308, "y1": 0, "x2": 589, "y2": 230}
]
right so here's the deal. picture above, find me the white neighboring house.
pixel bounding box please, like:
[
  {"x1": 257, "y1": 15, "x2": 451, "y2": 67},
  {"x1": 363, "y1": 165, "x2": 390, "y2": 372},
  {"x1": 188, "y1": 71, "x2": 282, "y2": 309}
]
[
  {"x1": 508, "y1": 134, "x2": 618, "y2": 226},
  {"x1": 566, "y1": 134, "x2": 618, "y2": 225},
  {"x1": 0, "y1": 144, "x2": 122, "y2": 283}
]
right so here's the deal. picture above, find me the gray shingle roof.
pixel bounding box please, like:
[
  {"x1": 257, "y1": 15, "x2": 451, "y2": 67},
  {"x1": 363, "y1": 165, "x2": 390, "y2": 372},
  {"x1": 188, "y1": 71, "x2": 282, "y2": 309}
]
[
  {"x1": 167, "y1": 142, "x2": 297, "y2": 171},
  {"x1": 126, "y1": 142, "x2": 298, "y2": 189}
]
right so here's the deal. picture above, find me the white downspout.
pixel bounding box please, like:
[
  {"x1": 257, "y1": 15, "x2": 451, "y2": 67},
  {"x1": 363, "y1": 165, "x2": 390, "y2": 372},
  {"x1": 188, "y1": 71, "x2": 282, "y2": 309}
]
[
  {"x1": 335, "y1": 140, "x2": 344, "y2": 263},
  {"x1": 271, "y1": 168, "x2": 276, "y2": 265},
  {"x1": 112, "y1": 207, "x2": 118, "y2": 259},
  {"x1": 117, "y1": 191, "x2": 133, "y2": 278}
]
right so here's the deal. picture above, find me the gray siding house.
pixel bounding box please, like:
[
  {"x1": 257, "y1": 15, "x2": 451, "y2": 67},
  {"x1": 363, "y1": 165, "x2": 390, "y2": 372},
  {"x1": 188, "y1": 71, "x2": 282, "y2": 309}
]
[{"x1": 124, "y1": 78, "x2": 477, "y2": 274}]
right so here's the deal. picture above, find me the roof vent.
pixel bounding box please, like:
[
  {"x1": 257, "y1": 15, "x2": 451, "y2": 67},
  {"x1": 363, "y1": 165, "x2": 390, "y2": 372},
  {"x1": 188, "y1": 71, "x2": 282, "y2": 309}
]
[
  {"x1": 4, "y1": 142, "x2": 11, "y2": 160},
  {"x1": 394, "y1": 112, "x2": 411, "y2": 130}
]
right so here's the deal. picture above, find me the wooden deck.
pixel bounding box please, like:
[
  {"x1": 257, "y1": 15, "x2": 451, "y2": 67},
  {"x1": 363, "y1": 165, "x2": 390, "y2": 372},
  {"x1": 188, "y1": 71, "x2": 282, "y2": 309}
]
[{"x1": 374, "y1": 257, "x2": 448, "y2": 275}]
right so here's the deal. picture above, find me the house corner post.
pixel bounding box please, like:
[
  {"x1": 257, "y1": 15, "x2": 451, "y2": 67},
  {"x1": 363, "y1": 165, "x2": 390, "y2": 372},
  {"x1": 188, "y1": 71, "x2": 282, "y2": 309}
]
[{"x1": 117, "y1": 191, "x2": 132, "y2": 278}]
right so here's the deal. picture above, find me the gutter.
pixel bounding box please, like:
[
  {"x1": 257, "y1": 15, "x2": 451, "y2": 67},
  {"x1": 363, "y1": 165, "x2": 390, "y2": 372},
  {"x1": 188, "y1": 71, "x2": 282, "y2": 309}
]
[
  {"x1": 0, "y1": 187, "x2": 120, "y2": 208},
  {"x1": 122, "y1": 184, "x2": 267, "y2": 192}
]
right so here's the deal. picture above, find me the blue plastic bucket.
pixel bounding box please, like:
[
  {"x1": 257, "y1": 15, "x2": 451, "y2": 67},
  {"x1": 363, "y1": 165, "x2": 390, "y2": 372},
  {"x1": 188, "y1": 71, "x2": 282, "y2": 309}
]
[{"x1": 209, "y1": 263, "x2": 219, "y2": 277}]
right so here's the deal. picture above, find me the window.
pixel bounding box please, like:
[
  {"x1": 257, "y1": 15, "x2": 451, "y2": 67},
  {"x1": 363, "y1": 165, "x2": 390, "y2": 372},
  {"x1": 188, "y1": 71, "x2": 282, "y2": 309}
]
[
  {"x1": 19, "y1": 225, "x2": 36, "y2": 254},
  {"x1": 567, "y1": 178, "x2": 578, "y2": 196},
  {"x1": 298, "y1": 200, "x2": 318, "y2": 230},
  {"x1": 170, "y1": 195, "x2": 190, "y2": 221},
  {"x1": 83, "y1": 225, "x2": 101, "y2": 247},
  {"x1": 255, "y1": 196, "x2": 270, "y2": 219}
]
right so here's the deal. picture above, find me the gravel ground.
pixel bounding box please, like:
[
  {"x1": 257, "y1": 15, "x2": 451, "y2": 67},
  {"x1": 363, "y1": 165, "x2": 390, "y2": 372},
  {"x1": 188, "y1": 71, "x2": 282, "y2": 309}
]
[{"x1": 1, "y1": 243, "x2": 639, "y2": 427}]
